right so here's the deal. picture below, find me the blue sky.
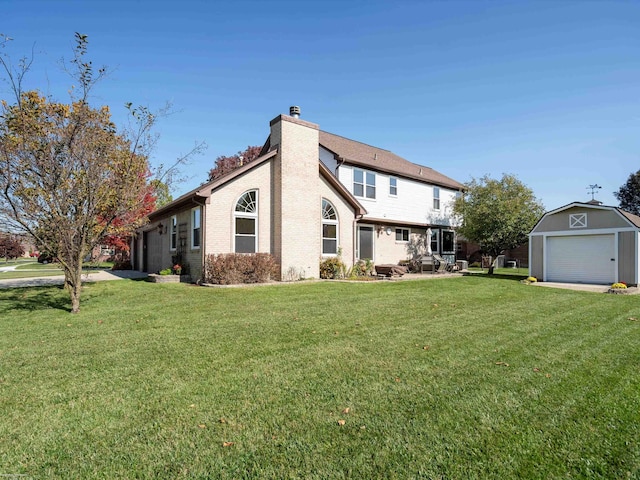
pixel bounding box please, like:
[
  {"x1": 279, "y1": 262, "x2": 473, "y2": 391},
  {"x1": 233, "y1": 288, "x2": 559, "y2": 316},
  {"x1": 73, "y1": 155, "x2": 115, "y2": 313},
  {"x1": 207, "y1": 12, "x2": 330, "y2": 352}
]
[{"x1": 3, "y1": 0, "x2": 640, "y2": 209}]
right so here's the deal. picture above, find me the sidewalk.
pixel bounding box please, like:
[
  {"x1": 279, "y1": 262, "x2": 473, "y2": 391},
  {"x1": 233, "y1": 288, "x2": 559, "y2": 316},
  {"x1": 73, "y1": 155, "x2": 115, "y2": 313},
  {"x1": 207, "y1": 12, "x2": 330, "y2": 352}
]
[{"x1": 0, "y1": 270, "x2": 148, "y2": 289}]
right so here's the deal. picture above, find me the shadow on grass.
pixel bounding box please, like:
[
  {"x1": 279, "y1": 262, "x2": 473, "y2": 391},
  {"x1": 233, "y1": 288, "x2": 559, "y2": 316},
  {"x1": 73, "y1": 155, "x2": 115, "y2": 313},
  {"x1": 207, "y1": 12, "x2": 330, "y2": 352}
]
[
  {"x1": 463, "y1": 272, "x2": 528, "y2": 282},
  {"x1": 0, "y1": 286, "x2": 72, "y2": 313}
]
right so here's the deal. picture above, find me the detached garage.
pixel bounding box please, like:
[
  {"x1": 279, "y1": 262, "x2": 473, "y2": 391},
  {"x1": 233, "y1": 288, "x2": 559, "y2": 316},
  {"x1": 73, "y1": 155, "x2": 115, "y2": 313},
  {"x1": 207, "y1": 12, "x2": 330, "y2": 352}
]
[{"x1": 529, "y1": 202, "x2": 640, "y2": 286}]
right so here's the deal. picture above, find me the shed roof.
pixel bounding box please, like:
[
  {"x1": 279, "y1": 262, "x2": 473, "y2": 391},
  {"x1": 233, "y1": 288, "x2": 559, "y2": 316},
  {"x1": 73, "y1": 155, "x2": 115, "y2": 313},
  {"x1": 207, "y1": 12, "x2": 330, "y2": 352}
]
[{"x1": 530, "y1": 201, "x2": 640, "y2": 233}]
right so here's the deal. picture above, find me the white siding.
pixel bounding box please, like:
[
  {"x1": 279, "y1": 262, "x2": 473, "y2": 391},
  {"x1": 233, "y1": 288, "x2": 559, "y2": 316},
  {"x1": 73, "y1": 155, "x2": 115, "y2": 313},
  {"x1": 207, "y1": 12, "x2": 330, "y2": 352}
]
[{"x1": 337, "y1": 164, "x2": 458, "y2": 226}]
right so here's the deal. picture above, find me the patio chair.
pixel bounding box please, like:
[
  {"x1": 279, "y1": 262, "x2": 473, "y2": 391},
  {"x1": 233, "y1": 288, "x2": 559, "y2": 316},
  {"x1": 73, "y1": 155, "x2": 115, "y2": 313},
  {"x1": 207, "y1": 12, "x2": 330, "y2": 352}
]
[{"x1": 433, "y1": 254, "x2": 454, "y2": 273}]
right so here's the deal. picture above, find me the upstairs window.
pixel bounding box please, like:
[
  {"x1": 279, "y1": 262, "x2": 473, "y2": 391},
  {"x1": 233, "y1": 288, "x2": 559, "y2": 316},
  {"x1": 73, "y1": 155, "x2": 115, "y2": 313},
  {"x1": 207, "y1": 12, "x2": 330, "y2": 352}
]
[
  {"x1": 353, "y1": 168, "x2": 376, "y2": 199},
  {"x1": 322, "y1": 199, "x2": 338, "y2": 255},
  {"x1": 389, "y1": 177, "x2": 398, "y2": 196},
  {"x1": 191, "y1": 207, "x2": 201, "y2": 249},
  {"x1": 235, "y1": 190, "x2": 258, "y2": 253},
  {"x1": 170, "y1": 215, "x2": 177, "y2": 251},
  {"x1": 433, "y1": 187, "x2": 440, "y2": 210}
]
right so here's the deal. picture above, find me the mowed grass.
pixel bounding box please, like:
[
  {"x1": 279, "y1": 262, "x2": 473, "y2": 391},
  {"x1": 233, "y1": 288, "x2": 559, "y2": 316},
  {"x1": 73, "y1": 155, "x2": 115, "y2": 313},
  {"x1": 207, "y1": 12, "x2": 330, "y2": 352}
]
[{"x1": 0, "y1": 277, "x2": 639, "y2": 479}]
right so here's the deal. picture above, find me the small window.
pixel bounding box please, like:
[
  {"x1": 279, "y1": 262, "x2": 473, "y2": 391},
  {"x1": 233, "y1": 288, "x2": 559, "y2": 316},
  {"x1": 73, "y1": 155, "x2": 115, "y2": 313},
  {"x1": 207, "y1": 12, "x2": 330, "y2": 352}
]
[
  {"x1": 353, "y1": 168, "x2": 376, "y2": 199},
  {"x1": 191, "y1": 207, "x2": 201, "y2": 249},
  {"x1": 395, "y1": 228, "x2": 409, "y2": 242},
  {"x1": 235, "y1": 190, "x2": 258, "y2": 253},
  {"x1": 433, "y1": 187, "x2": 440, "y2": 210},
  {"x1": 389, "y1": 177, "x2": 397, "y2": 196},
  {"x1": 570, "y1": 213, "x2": 587, "y2": 228},
  {"x1": 170, "y1": 216, "x2": 177, "y2": 251},
  {"x1": 322, "y1": 199, "x2": 338, "y2": 255}
]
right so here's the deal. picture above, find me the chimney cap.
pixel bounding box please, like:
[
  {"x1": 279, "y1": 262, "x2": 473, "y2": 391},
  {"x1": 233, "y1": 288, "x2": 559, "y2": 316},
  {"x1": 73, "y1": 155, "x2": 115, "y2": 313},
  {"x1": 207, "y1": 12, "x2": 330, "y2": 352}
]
[{"x1": 289, "y1": 106, "x2": 301, "y2": 118}]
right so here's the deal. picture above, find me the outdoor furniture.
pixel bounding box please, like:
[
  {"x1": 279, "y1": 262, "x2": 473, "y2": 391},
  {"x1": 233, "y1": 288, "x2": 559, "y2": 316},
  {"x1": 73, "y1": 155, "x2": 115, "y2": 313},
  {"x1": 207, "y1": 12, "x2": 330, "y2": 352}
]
[
  {"x1": 433, "y1": 254, "x2": 454, "y2": 273},
  {"x1": 375, "y1": 264, "x2": 407, "y2": 277},
  {"x1": 421, "y1": 255, "x2": 435, "y2": 274}
]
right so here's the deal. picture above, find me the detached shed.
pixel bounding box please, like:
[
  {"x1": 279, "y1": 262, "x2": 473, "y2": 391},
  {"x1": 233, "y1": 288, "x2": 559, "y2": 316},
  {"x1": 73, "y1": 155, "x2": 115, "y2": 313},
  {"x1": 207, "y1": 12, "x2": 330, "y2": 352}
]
[{"x1": 529, "y1": 202, "x2": 640, "y2": 286}]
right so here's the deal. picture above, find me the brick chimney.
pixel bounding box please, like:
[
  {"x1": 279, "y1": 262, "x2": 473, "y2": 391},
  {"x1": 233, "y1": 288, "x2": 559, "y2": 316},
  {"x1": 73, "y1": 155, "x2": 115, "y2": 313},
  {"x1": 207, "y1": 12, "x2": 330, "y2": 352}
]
[{"x1": 269, "y1": 109, "x2": 320, "y2": 279}]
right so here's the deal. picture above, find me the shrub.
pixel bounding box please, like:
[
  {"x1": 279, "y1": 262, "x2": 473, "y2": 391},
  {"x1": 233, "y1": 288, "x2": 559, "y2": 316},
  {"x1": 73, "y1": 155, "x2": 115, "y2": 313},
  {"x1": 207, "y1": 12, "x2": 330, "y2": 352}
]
[
  {"x1": 159, "y1": 268, "x2": 173, "y2": 275},
  {"x1": 203, "y1": 253, "x2": 279, "y2": 285},
  {"x1": 611, "y1": 282, "x2": 627, "y2": 289},
  {"x1": 348, "y1": 259, "x2": 374, "y2": 278},
  {"x1": 319, "y1": 257, "x2": 346, "y2": 279},
  {"x1": 111, "y1": 261, "x2": 132, "y2": 270}
]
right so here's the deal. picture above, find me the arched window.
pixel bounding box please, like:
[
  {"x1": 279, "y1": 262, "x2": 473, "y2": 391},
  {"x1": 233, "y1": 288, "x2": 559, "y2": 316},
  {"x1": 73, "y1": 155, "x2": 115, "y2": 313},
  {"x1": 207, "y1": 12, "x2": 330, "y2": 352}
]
[
  {"x1": 235, "y1": 190, "x2": 258, "y2": 253},
  {"x1": 322, "y1": 198, "x2": 338, "y2": 255}
]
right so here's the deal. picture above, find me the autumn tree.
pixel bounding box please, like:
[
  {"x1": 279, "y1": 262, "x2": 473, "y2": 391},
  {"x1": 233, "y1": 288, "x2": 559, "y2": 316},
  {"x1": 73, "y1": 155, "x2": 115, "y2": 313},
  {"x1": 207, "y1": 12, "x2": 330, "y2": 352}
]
[
  {"x1": 0, "y1": 233, "x2": 24, "y2": 260},
  {"x1": 207, "y1": 145, "x2": 262, "y2": 181},
  {"x1": 453, "y1": 174, "x2": 545, "y2": 272},
  {"x1": 614, "y1": 170, "x2": 640, "y2": 216},
  {"x1": 0, "y1": 33, "x2": 155, "y2": 312}
]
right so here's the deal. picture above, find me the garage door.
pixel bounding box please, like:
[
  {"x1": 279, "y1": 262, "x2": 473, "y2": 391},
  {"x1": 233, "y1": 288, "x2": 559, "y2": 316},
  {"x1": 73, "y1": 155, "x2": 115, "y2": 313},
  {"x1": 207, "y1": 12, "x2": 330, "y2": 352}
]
[{"x1": 546, "y1": 234, "x2": 615, "y2": 284}]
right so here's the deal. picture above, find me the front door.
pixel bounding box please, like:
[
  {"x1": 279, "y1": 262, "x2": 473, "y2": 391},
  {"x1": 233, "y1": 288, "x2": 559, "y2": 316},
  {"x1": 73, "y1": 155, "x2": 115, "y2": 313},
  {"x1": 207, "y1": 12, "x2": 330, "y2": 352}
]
[{"x1": 357, "y1": 225, "x2": 374, "y2": 261}]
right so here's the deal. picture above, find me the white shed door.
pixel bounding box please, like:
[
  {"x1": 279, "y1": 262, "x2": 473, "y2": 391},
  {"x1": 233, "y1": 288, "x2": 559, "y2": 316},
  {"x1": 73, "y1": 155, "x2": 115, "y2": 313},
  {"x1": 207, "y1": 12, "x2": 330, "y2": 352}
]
[{"x1": 546, "y1": 234, "x2": 615, "y2": 284}]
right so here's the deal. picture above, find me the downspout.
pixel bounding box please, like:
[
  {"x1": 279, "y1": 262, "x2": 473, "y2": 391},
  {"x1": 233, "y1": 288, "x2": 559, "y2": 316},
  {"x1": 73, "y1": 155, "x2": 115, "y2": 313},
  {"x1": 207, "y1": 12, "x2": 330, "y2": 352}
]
[
  {"x1": 336, "y1": 156, "x2": 345, "y2": 178},
  {"x1": 354, "y1": 213, "x2": 363, "y2": 262}
]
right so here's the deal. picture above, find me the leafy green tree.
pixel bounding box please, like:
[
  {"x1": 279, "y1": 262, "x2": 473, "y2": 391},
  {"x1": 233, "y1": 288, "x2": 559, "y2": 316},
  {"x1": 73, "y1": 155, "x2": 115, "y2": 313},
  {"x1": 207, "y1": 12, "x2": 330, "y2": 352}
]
[
  {"x1": 453, "y1": 174, "x2": 545, "y2": 270},
  {"x1": 0, "y1": 34, "x2": 154, "y2": 312},
  {"x1": 614, "y1": 170, "x2": 640, "y2": 216}
]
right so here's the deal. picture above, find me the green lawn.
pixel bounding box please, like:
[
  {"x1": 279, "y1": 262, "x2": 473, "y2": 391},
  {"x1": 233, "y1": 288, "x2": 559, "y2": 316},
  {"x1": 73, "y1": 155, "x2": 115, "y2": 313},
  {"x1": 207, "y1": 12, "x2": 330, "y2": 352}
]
[{"x1": 1, "y1": 277, "x2": 638, "y2": 479}]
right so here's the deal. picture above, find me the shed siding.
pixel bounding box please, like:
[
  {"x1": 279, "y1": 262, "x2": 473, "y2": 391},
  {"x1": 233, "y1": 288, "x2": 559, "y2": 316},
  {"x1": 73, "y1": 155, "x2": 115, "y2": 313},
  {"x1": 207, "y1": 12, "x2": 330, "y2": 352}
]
[
  {"x1": 529, "y1": 235, "x2": 544, "y2": 280},
  {"x1": 618, "y1": 231, "x2": 637, "y2": 285}
]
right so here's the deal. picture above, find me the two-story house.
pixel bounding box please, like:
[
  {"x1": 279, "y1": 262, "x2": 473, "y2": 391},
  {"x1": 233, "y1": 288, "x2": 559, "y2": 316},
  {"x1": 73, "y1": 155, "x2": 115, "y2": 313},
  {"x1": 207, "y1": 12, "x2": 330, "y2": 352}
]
[{"x1": 132, "y1": 107, "x2": 463, "y2": 281}]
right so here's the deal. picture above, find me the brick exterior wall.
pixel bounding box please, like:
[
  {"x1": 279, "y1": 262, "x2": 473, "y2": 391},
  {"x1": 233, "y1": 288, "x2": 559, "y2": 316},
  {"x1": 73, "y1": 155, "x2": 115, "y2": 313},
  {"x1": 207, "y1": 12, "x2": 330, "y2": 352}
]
[
  {"x1": 204, "y1": 161, "x2": 274, "y2": 256},
  {"x1": 270, "y1": 115, "x2": 321, "y2": 279}
]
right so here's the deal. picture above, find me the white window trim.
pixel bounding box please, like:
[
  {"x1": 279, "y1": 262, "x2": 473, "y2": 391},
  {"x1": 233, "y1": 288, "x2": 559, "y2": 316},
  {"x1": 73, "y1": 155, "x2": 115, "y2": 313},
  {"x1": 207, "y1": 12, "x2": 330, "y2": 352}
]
[
  {"x1": 353, "y1": 167, "x2": 376, "y2": 200},
  {"x1": 389, "y1": 176, "x2": 398, "y2": 197},
  {"x1": 395, "y1": 227, "x2": 410, "y2": 243},
  {"x1": 191, "y1": 207, "x2": 201, "y2": 250},
  {"x1": 433, "y1": 187, "x2": 441, "y2": 211},
  {"x1": 570, "y1": 213, "x2": 587, "y2": 228},
  {"x1": 234, "y1": 190, "x2": 258, "y2": 254},
  {"x1": 322, "y1": 199, "x2": 339, "y2": 256},
  {"x1": 170, "y1": 215, "x2": 177, "y2": 251},
  {"x1": 430, "y1": 229, "x2": 440, "y2": 254}
]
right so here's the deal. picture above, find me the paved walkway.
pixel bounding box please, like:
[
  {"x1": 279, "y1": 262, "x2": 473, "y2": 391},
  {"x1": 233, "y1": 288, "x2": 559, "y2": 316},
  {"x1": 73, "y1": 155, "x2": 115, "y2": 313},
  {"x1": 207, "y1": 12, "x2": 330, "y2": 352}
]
[{"x1": 0, "y1": 270, "x2": 148, "y2": 289}]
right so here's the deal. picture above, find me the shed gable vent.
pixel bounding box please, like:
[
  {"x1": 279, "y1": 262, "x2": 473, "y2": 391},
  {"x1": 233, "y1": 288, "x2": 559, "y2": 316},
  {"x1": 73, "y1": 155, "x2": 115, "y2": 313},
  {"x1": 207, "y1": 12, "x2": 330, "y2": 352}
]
[{"x1": 570, "y1": 213, "x2": 587, "y2": 228}]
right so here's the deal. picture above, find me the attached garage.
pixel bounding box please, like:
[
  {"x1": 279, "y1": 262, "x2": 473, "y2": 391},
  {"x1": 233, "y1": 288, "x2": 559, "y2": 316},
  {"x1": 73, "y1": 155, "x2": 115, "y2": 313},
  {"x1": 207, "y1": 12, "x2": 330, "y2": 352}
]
[{"x1": 530, "y1": 202, "x2": 640, "y2": 286}]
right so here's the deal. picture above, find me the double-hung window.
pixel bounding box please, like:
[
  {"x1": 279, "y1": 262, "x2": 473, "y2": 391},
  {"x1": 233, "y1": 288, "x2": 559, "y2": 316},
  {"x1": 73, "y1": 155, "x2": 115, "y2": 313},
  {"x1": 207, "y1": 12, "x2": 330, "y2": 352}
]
[
  {"x1": 353, "y1": 168, "x2": 376, "y2": 199},
  {"x1": 235, "y1": 190, "x2": 258, "y2": 253},
  {"x1": 191, "y1": 207, "x2": 201, "y2": 249},
  {"x1": 433, "y1": 187, "x2": 440, "y2": 210},
  {"x1": 389, "y1": 177, "x2": 398, "y2": 196}
]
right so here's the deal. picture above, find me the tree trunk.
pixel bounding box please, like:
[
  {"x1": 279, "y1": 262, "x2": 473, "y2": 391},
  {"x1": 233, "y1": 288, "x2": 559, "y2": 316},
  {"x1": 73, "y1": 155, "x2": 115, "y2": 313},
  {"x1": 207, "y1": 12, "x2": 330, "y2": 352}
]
[{"x1": 64, "y1": 256, "x2": 84, "y2": 314}]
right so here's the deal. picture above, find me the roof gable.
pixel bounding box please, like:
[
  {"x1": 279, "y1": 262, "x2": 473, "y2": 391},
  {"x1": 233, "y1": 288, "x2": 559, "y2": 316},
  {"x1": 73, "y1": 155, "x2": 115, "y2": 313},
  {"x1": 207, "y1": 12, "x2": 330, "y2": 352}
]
[{"x1": 530, "y1": 202, "x2": 640, "y2": 233}]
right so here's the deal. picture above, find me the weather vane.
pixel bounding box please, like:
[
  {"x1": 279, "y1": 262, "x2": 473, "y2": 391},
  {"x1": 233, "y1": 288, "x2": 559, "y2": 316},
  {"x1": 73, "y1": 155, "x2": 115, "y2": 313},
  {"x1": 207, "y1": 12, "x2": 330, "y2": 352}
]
[{"x1": 587, "y1": 184, "x2": 602, "y2": 201}]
